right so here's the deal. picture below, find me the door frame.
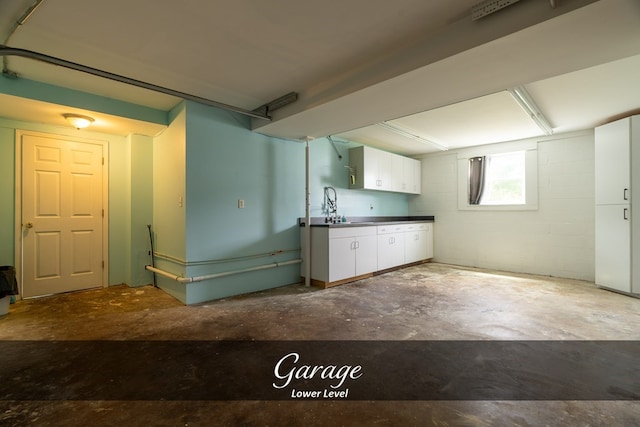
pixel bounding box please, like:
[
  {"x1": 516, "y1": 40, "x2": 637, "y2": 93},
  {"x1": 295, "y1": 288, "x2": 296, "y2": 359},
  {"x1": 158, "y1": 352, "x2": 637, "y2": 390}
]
[{"x1": 14, "y1": 129, "x2": 110, "y2": 298}]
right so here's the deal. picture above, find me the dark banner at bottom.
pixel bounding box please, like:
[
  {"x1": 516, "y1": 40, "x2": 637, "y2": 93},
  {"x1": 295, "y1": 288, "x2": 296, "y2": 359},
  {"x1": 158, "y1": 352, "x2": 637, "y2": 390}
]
[{"x1": 0, "y1": 341, "x2": 638, "y2": 401}]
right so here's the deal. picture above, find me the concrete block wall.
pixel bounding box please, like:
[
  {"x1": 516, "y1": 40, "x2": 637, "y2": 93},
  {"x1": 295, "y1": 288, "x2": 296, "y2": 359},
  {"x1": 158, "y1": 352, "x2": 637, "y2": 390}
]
[{"x1": 409, "y1": 130, "x2": 595, "y2": 281}]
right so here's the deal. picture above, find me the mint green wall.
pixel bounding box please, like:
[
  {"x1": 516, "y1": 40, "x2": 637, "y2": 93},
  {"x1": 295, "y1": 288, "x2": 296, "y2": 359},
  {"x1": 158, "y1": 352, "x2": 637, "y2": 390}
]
[
  {"x1": 129, "y1": 134, "x2": 154, "y2": 286},
  {"x1": 152, "y1": 103, "x2": 188, "y2": 302},
  {"x1": 183, "y1": 102, "x2": 305, "y2": 303},
  {"x1": 0, "y1": 77, "x2": 167, "y2": 125},
  {"x1": 307, "y1": 138, "x2": 410, "y2": 217},
  {"x1": 0, "y1": 126, "x2": 15, "y2": 267},
  {"x1": 107, "y1": 132, "x2": 129, "y2": 285},
  {"x1": 179, "y1": 101, "x2": 409, "y2": 304},
  {"x1": 0, "y1": 78, "x2": 411, "y2": 304}
]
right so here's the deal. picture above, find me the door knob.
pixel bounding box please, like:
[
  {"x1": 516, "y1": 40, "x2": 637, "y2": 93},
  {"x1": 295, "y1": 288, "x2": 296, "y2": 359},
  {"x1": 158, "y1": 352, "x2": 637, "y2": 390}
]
[{"x1": 25, "y1": 222, "x2": 34, "y2": 229}]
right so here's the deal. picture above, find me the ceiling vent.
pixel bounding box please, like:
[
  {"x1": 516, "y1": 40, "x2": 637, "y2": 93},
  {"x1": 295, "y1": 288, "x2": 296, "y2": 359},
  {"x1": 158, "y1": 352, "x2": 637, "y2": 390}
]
[{"x1": 471, "y1": 0, "x2": 522, "y2": 20}]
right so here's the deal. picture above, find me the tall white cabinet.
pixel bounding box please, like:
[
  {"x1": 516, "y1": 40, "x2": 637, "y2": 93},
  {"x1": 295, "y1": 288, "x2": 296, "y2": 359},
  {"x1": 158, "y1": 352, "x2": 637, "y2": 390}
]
[{"x1": 595, "y1": 115, "x2": 640, "y2": 295}]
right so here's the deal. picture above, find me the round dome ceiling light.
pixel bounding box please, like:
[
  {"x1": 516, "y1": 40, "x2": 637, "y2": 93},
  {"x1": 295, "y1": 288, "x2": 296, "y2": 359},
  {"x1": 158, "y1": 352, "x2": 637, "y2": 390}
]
[{"x1": 63, "y1": 113, "x2": 95, "y2": 129}]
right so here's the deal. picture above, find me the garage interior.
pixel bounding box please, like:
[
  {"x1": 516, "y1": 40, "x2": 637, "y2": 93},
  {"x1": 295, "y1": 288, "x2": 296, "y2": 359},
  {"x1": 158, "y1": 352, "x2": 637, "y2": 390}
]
[{"x1": 2, "y1": 0, "x2": 640, "y2": 424}]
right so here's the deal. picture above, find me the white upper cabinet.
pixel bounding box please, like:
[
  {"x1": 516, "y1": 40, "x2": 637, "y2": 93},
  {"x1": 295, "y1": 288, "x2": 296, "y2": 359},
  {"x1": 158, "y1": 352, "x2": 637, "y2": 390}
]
[{"x1": 349, "y1": 146, "x2": 421, "y2": 194}]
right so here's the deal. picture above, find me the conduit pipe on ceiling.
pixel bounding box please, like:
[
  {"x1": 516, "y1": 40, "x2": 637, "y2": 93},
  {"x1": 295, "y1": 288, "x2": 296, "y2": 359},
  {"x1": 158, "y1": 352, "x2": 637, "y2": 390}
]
[
  {"x1": 144, "y1": 259, "x2": 302, "y2": 284},
  {"x1": 1, "y1": 0, "x2": 46, "y2": 76},
  {"x1": 0, "y1": 45, "x2": 271, "y2": 121}
]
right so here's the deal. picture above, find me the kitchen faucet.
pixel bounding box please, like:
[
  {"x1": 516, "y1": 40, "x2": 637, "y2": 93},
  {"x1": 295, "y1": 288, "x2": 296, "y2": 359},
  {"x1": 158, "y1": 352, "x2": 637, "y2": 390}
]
[{"x1": 324, "y1": 186, "x2": 339, "y2": 223}]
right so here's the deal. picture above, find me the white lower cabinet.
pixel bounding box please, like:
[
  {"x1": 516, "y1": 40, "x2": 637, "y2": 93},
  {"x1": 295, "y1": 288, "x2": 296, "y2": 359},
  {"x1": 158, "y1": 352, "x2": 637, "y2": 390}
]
[
  {"x1": 404, "y1": 223, "x2": 433, "y2": 264},
  {"x1": 328, "y1": 233, "x2": 378, "y2": 282},
  {"x1": 378, "y1": 222, "x2": 434, "y2": 269},
  {"x1": 303, "y1": 222, "x2": 433, "y2": 288},
  {"x1": 304, "y1": 226, "x2": 378, "y2": 286},
  {"x1": 377, "y1": 225, "x2": 406, "y2": 270}
]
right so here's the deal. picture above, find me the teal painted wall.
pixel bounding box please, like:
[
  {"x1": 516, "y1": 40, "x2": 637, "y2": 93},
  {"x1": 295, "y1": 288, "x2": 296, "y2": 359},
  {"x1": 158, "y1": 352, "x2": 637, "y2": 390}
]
[
  {"x1": 0, "y1": 78, "x2": 411, "y2": 304},
  {"x1": 107, "y1": 131, "x2": 129, "y2": 285},
  {"x1": 183, "y1": 102, "x2": 305, "y2": 303},
  {"x1": 307, "y1": 137, "x2": 410, "y2": 218},
  {"x1": 129, "y1": 134, "x2": 154, "y2": 286},
  {"x1": 0, "y1": 126, "x2": 15, "y2": 267},
  {"x1": 152, "y1": 103, "x2": 188, "y2": 302},
  {"x1": 178, "y1": 101, "x2": 409, "y2": 304},
  {"x1": 0, "y1": 77, "x2": 167, "y2": 125}
]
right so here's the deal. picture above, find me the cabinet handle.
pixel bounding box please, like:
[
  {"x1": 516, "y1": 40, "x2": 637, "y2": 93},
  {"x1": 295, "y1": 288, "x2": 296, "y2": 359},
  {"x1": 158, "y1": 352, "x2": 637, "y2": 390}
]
[
  {"x1": 624, "y1": 188, "x2": 629, "y2": 201},
  {"x1": 624, "y1": 208, "x2": 629, "y2": 220}
]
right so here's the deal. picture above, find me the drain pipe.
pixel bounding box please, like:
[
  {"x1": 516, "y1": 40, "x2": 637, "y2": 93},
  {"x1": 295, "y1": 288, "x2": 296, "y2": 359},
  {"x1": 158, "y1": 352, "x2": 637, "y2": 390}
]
[{"x1": 145, "y1": 259, "x2": 302, "y2": 284}]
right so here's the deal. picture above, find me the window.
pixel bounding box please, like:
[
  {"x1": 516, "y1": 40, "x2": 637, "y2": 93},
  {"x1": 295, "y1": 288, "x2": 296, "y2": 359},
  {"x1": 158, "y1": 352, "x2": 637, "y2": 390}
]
[
  {"x1": 457, "y1": 142, "x2": 538, "y2": 211},
  {"x1": 479, "y1": 151, "x2": 525, "y2": 205}
]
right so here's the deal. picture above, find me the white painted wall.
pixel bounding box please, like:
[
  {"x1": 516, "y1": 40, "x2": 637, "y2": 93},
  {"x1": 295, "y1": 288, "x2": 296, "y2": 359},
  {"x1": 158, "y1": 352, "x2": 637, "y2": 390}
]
[{"x1": 409, "y1": 130, "x2": 595, "y2": 281}]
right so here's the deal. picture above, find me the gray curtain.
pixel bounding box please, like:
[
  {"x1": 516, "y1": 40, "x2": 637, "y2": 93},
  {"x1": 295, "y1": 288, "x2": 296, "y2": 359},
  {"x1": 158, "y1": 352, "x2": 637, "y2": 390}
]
[{"x1": 468, "y1": 156, "x2": 486, "y2": 205}]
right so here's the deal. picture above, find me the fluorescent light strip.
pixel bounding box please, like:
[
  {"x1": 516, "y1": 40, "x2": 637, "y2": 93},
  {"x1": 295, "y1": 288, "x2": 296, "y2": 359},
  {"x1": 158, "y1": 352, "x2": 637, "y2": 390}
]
[
  {"x1": 508, "y1": 86, "x2": 553, "y2": 135},
  {"x1": 376, "y1": 122, "x2": 449, "y2": 151}
]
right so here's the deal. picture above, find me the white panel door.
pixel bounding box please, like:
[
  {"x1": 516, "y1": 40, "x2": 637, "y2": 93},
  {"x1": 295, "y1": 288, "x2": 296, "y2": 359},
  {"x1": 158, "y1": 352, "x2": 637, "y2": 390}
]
[
  {"x1": 22, "y1": 134, "x2": 104, "y2": 297},
  {"x1": 595, "y1": 204, "x2": 631, "y2": 293}
]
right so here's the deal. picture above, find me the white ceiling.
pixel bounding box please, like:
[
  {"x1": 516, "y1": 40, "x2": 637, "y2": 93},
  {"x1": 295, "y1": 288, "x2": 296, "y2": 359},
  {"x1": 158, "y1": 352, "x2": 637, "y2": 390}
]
[{"x1": 1, "y1": 0, "x2": 639, "y2": 152}]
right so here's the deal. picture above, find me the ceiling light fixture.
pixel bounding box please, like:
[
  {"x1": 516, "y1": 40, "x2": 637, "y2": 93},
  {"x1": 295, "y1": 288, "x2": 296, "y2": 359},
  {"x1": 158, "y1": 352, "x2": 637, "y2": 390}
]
[
  {"x1": 376, "y1": 122, "x2": 449, "y2": 151},
  {"x1": 63, "y1": 113, "x2": 94, "y2": 129},
  {"x1": 508, "y1": 86, "x2": 553, "y2": 135}
]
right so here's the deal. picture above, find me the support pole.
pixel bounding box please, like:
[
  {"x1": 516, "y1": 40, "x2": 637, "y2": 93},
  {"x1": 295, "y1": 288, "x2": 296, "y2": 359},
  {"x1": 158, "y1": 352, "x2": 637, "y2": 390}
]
[{"x1": 304, "y1": 138, "x2": 312, "y2": 287}]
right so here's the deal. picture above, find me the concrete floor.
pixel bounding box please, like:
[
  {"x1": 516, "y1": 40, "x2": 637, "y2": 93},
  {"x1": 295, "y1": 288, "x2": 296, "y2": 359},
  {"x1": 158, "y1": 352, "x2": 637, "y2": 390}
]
[{"x1": 1, "y1": 262, "x2": 639, "y2": 426}]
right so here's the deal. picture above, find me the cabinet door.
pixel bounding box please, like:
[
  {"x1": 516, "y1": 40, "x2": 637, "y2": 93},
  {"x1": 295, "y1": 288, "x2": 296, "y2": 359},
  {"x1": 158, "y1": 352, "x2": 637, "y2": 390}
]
[
  {"x1": 424, "y1": 223, "x2": 434, "y2": 259},
  {"x1": 328, "y1": 237, "x2": 356, "y2": 282},
  {"x1": 390, "y1": 154, "x2": 404, "y2": 192},
  {"x1": 402, "y1": 157, "x2": 421, "y2": 194},
  {"x1": 412, "y1": 158, "x2": 422, "y2": 194},
  {"x1": 355, "y1": 234, "x2": 378, "y2": 276},
  {"x1": 405, "y1": 230, "x2": 428, "y2": 263},
  {"x1": 595, "y1": 205, "x2": 631, "y2": 292},
  {"x1": 362, "y1": 147, "x2": 379, "y2": 189},
  {"x1": 377, "y1": 150, "x2": 393, "y2": 190},
  {"x1": 378, "y1": 233, "x2": 405, "y2": 270},
  {"x1": 595, "y1": 118, "x2": 630, "y2": 205}
]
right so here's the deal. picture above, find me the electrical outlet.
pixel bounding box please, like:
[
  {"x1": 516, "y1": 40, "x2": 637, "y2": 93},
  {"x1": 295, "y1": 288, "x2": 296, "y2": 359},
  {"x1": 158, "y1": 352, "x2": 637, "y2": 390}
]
[{"x1": 238, "y1": 199, "x2": 245, "y2": 209}]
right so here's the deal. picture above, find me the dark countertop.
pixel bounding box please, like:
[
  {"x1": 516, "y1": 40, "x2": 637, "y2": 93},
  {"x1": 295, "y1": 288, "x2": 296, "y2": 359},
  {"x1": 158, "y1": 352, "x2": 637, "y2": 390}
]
[{"x1": 298, "y1": 216, "x2": 435, "y2": 227}]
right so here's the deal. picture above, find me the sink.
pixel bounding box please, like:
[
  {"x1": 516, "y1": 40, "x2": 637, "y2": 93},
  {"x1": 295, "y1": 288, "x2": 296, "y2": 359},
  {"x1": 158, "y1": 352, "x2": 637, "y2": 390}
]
[{"x1": 331, "y1": 221, "x2": 376, "y2": 226}]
